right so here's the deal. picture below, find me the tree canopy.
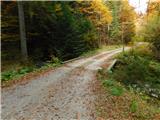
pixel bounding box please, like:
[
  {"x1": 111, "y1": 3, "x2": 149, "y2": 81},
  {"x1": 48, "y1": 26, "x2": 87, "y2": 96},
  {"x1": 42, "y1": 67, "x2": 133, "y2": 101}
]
[{"x1": 1, "y1": 0, "x2": 137, "y2": 62}]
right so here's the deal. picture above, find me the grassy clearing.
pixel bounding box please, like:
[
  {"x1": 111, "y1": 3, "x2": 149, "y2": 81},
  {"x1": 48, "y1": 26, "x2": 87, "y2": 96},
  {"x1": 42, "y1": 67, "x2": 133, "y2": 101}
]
[{"x1": 96, "y1": 44, "x2": 160, "y2": 119}]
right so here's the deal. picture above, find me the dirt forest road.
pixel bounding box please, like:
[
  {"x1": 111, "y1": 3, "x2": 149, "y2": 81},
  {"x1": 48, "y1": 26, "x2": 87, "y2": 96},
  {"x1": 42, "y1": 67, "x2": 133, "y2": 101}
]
[{"x1": 2, "y1": 48, "x2": 128, "y2": 120}]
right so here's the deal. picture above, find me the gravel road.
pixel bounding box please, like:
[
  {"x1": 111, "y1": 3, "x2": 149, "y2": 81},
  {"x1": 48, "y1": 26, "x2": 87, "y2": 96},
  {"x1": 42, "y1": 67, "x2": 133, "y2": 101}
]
[{"x1": 1, "y1": 48, "x2": 126, "y2": 120}]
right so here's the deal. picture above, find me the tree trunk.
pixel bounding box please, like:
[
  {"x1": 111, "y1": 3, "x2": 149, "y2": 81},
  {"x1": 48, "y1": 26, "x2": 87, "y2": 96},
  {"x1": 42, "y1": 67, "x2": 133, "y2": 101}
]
[{"x1": 18, "y1": 1, "x2": 28, "y2": 61}]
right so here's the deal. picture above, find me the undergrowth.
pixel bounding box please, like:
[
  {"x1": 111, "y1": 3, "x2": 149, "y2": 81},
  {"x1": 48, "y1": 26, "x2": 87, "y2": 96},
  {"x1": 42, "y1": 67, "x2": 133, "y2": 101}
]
[
  {"x1": 97, "y1": 45, "x2": 160, "y2": 119},
  {"x1": 1, "y1": 45, "x2": 120, "y2": 82},
  {"x1": 1, "y1": 57, "x2": 61, "y2": 82},
  {"x1": 113, "y1": 45, "x2": 160, "y2": 99},
  {"x1": 98, "y1": 68, "x2": 160, "y2": 119}
]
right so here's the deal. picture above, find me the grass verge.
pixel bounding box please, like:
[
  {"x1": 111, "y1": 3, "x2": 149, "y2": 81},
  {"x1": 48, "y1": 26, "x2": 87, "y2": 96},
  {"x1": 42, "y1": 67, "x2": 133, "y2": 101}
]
[{"x1": 1, "y1": 57, "x2": 61, "y2": 87}]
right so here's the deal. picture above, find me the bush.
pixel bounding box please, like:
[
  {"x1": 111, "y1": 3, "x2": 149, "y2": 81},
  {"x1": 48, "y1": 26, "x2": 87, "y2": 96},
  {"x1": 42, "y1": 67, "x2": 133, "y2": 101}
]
[
  {"x1": 114, "y1": 47, "x2": 160, "y2": 85},
  {"x1": 110, "y1": 86, "x2": 124, "y2": 96},
  {"x1": 112, "y1": 47, "x2": 160, "y2": 99},
  {"x1": 103, "y1": 79, "x2": 115, "y2": 87},
  {"x1": 2, "y1": 70, "x2": 17, "y2": 81},
  {"x1": 101, "y1": 79, "x2": 124, "y2": 96},
  {"x1": 50, "y1": 56, "x2": 61, "y2": 64},
  {"x1": 18, "y1": 67, "x2": 34, "y2": 74}
]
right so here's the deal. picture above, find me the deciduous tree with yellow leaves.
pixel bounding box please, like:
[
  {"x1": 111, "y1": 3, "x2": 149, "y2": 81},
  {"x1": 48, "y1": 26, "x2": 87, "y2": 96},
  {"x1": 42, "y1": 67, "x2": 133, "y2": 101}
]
[{"x1": 76, "y1": 0, "x2": 112, "y2": 46}]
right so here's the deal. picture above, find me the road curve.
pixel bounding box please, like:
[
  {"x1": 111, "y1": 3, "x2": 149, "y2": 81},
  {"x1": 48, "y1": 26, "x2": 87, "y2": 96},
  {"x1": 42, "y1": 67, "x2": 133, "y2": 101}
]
[{"x1": 1, "y1": 48, "x2": 127, "y2": 120}]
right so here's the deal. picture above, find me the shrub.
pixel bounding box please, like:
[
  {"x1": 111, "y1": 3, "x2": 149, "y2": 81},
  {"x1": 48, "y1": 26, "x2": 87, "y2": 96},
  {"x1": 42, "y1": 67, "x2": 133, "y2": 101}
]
[
  {"x1": 1, "y1": 66, "x2": 34, "y2": 81},
  {"x1": 2, "y1": 70, "x2": 17, "y2": 81},
  {"x1": 101, "y1": 79, "x2": 124, "y2": 96},
  {"x1": 110, "y1": 86, "x2": 124, "y2": 96},
  {"x1": 50, "y1": 56, "x2": 61, "y2": 64},
  {"x1": 114, "y1": 48, "x2": 160, "y2": 85},
  {"x1": 102, "y1": 79, "x2": 115, "y2": 87},
  {"x1": 130, "y1": 100, "x2": 138, "y2": 113},
  {"x1": 18, "y1": 67, "x2": 34, "y2": 74},
  {"x1": 112, "y1": 47, "x2": 160, "y2": 99}
]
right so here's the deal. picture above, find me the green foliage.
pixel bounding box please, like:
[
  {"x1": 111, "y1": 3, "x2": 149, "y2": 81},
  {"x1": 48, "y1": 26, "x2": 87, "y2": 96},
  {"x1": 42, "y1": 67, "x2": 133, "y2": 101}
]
[
  {"x1": 2, "y1": 66, "x2": 34, "y2": 81},
  {"x1": 110, "y1": 86, "x2": 124, "y2": 96},
  {"x1": 98, "y1": 65, "x2": 160, "y2": 119},
  {"x1": 103, "y1": 79, "x2": 115, "y2": 87},
  {"x1": 1, "y1": 1, "x2": 100, "y2": 62},
  {"x1": 18, "y1": 67, "x2": 33, "y2": 74},
  {"x1": 115, "y1": 48, "x2": 160, "y2": 84},
  {"x1": 113, "y1": 46, "x2": 160, "y2": 99},
  {"x1": 1, "y1": 0, "x2": 136, "y2": 69},
  {"x1": 2, "y1": 70, "x2": 17, "y2": 81},
  {"x1": 105, "y1": 1, "x2": 121, "y2": 43},
  {"x1": 130, "y1": 100, "x2": 138, "y2": 113},
  {"x1": 105, "y1": 0, "x2": 136, "y2": 44},
  {"x1": 142, "y1": 2, "x2": 160, "y2": 60},
  {"x1": 1, "y1": 61, "x2": 61, "y2": 82},
  {"x1": 102, "y1": 79, "x2": 124, "y2": 96},
  {"x1": 131, "y1": 36, "x2": 144, "y2": 42},
  {"x1": 98, "y1": 58, "x2": 160, "y2": 119},
  {"x1": 50, "y1": 56, "x2": 61, "y2": 64}
]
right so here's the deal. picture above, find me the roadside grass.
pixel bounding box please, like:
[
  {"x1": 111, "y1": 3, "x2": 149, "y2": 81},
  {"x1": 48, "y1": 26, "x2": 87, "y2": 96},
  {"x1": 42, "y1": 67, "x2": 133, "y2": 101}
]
[
  {"x1": 2, "y1": 66, "x2": 34, "y2": 81},
  {"x1": 96, "y1": 44, "x2": 160, "y2": 119},
  {"x1": 1, "y1": 57, "x2": 61, "y2": 84},
  {"x1": 1, "y1": 45, "x2": 121, "y2": 84}
]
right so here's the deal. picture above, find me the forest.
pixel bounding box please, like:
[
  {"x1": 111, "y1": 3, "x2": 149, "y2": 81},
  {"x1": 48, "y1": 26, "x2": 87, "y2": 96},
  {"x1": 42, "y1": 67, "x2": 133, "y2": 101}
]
[
  {"x1": 1, "y1": 0, "x2": 160, "y2": 120},
  {"x1": 2, "y1": 0, "x2": 135, "y2": 66}
]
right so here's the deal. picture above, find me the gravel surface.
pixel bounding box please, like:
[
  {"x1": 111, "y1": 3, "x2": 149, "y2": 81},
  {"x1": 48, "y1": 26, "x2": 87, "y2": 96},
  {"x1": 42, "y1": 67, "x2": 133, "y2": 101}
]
[{"x1": 2, "y1": 48, "x2": 126, "y2": 120}]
